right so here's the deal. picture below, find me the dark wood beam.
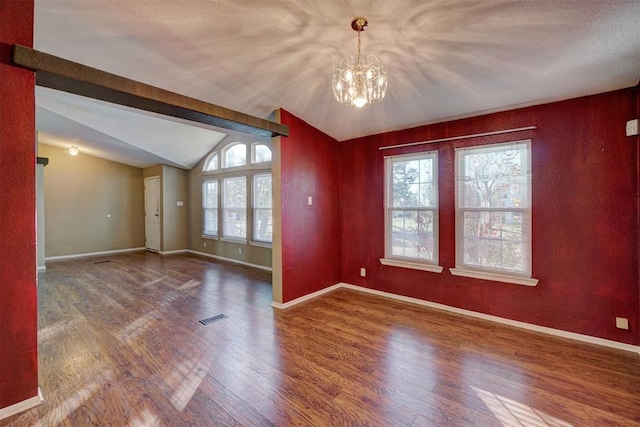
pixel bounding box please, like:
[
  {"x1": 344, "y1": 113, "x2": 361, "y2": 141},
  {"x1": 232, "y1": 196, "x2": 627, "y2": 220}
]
[{"x1": 11, "y1": 44, "x2": 289, "y2": 138}]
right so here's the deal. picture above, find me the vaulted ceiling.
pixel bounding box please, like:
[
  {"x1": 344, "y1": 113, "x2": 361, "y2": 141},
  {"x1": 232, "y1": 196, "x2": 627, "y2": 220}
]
[{"x1": 34, "y1": 0, "x2": 640, "y2": 168}]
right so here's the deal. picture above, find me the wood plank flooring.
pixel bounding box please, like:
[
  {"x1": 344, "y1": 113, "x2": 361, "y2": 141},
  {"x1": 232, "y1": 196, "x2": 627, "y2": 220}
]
[{"x1": 2, "y1": 251, "x2": 639, "y2": 426}]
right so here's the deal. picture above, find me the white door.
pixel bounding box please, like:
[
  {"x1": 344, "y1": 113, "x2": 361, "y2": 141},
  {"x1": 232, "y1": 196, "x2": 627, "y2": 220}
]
[{"x1": 144, "y1": 176, "x2": 161, "y2": 252}]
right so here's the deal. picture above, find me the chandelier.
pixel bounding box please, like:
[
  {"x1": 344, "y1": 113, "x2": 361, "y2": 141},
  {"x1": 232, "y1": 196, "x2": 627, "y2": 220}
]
[{"x1": 333, "y1": 17, "x2": 388, "y2": 108}]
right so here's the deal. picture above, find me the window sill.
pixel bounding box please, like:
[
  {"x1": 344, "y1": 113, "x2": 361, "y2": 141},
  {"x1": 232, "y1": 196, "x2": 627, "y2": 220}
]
[
  {"x1": 201, "y1": 234, "x2": 218, "y2": 240},
  {"x1": 220, "y1": 237, "x2": 248, "y2": 244},
  {"x1": 379, "y1": 258, "x2": 443, "y2": 273},
  {"x1": 250, "y1": 241, "x2": 272, "y2": 249},
  {"x1": 449, "y1": 267, "x2": 538, "y2": 287}
]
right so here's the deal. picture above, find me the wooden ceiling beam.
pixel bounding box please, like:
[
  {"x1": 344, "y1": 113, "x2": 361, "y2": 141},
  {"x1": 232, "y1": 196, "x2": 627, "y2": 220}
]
[{"x1": 11, "y1": 44, "x2": 288, "y2": 138}]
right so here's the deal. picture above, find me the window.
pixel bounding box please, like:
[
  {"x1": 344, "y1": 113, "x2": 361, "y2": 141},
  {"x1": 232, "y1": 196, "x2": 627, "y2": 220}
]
[
  {"x1": 203, "y1": 153, "x2": 218, "y2": 171},
  {"x1": 453, "y1": 140, "x2": 535, "y2": 284},
  {"x1": 202, "y1": 140, "x2": 271, "y2": 246},
  {"x1": 252, "y1": 143, "x2": 272, "y2": 164},
  {"x1": 222, "y1": 176, "x2": 247, "y2": 240},
  {"x1": 382, "y1": 151, "x2": 440, "y2": 271},
  {"x1": 253, "y1": 174, "x2": 272, "y2": 243},
  {"x1": 202, "y1": 180, "x2": 218, "y2": 236},
  {"x1": 223, "y1": 143, "x2": 247, "y2": 168}
]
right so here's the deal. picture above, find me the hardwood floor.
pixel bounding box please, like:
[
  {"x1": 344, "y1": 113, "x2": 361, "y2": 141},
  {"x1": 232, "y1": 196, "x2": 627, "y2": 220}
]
[{"x1": 2, "y1": 251, "x2": 639, "y2": 426}]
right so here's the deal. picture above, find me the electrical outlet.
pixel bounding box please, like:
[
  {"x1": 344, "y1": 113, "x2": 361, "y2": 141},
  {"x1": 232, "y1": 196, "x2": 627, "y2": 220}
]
[
  {"x1": 360, "y1": 268, "x2": 366, "y2": 277},
  {"x1": 616, "y1": 317, "x2": 629, "y2": 330},
  {"x1": 238, "y1": 247, "x2": 242, "y2": 254},
  {"x1": 203, "y1": 241, "x2": 207, "y2": 247}
]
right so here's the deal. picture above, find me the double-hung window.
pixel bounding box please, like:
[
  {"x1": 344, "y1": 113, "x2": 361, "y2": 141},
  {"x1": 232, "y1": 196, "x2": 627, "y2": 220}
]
[
  {"x1": 202, "y1": 180, "x2": 218, "y2": 236},
  {"x1": 452, "y1": 140, "x2": 537, "y2": 285},
  {"x1": 382, "y1": 151, "x2": 441, "y2": 272},
  {"x1": 253, "y1": 173, "x2": 272, "y2": 243},
  {"x1": 222, "y1": 176, "x2": 247, "y2": 240}
]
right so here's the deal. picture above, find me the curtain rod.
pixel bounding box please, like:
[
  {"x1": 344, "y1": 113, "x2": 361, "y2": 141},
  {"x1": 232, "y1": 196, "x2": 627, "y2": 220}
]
[{"x1": 378, "y1": 126, "x2": 538, "y2": 151}]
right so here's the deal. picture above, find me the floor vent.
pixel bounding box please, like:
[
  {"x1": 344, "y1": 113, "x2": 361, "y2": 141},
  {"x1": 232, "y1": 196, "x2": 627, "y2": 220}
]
[
  {"x1": 199, "y1": 314, "x2": 228, "y2": 325},
  {"x1": 93, "y1": 260, "x2": 111, "y2": 264}
]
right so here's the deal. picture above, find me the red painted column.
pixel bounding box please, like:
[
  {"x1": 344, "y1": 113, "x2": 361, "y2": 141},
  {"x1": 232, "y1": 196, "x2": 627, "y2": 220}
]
[{"x1": 0, "y1": 0, "x2": 38, "y2": 410}]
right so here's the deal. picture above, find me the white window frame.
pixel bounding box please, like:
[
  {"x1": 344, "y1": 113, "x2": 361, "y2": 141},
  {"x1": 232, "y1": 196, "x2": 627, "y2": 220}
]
[
  {"x1": 450, "y1": 140, "x2": 538, "y2": 286},
  {"x1": 202, "y1": 179, "x2": 218, "y2": 237},
  {"x1": 252, "y1": 173, "x2": 272, "y2": 244},
  {"x1": 380, "y1": 150, "x2": 443, "y2": 273}
]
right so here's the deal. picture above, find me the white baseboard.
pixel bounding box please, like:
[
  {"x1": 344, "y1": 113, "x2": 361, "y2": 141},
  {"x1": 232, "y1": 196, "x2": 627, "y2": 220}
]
[
  {"x1": 271, "y1": 284, "x2": 342, "y2": 309},
  {"x1": 159, "y1": 249, "x2": 188, "y2": 255},
  {"x1": 37, "y1": 265, "x2": 46, "y2": 272},
  {"x1": 273, "y1": 282, "x2": 640, "y2": 354},
  {"x1": 0, "y1": 388, "x2": 44, "y2": 421},
  {"x1": 187, "y1": 250, "x2": 272, "y2": 272},
  {"x1": 45, "y1": 247, "x2": 145, "y2": 261}
]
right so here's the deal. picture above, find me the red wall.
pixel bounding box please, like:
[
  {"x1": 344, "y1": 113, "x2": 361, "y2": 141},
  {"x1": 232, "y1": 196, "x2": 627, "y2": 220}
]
[
  {"x1": 340, "y1": 89, "x2": 639, "y2": 345},
  {"x1": 280, "y1": 110, "x2": 341, "y2": 302},
  {"x1": 0, "y1": 0, "x2": 38, "y2": 410}
]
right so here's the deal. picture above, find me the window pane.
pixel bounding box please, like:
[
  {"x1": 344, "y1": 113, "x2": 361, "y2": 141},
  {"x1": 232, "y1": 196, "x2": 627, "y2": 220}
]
[
  {"x1": 203, "y1": 153, "x2": 218, "y2": 171},
  {"x1": 223, "y1": 177, "x2": 246, "y2": 238},
  {"x1": 204, "y1": 208, "x2": 218, "y2": 235},
  {"x1": 253, "y1": 144, "x2": 272, "y2": 163},
  {"x1": 224, "y1": 144, "x2": 246, "y2": 168},
  {"x1": 223, "y1": 208, "x2": 246, "y2": 238},
  {"x1": 254, "y1": 208, "x2": 272, "y2": 242},
  {"x1": 390, "y1": 209, "x2": 435, "y2": 261},
  {"x1": 254, "y1": 175, "x2": 272, "y2": 208},
  {"x1": 392, "y1": 157, "x2": 435, "y2": 208}
]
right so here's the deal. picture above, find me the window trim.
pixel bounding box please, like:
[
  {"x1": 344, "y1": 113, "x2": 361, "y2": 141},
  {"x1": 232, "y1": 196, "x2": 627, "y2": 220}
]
[
  {"x1": 381, "y1": 150, "x2": 442, "y2": 272},
  {"x1": 452, "y1": 139, "x2": 537, "y2": 286}
]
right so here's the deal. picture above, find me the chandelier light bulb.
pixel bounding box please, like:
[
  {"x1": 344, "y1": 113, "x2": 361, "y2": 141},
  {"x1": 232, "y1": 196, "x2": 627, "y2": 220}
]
[{"x1": 333, "y1": 17, "x2": 387, "y2": 108}]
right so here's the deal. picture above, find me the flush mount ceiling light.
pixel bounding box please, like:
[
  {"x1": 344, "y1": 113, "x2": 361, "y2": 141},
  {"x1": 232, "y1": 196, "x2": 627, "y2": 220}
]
[
  {"x1": 68, "y1": 146, "x2": 79, "y2": 156},
  {"x1": 333, "y1": 17, "x2": 388, "y2": 108}
]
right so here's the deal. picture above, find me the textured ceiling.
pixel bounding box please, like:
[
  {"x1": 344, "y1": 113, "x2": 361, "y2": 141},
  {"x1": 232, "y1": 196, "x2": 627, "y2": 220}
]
[{"x1": 34, "y1": 0, "x2": 640, "y2": 168}]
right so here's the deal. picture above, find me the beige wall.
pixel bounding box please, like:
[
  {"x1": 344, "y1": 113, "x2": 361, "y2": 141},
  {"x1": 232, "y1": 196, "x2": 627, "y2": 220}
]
[{"x1": 39, "y1": 144, "x2": 145, "y2": 257}]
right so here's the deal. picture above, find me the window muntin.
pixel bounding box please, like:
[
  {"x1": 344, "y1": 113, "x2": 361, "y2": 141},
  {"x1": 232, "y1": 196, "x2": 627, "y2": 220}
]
[
  {"x1": 385, "y1": 151, "x2": 438, "y2": 264},
  {"x1": 252, "y1": 143, "x2": 272, "y2": 164},
  {"x1": 222, "y1": 177, "x2": 247, "y2": 239},
  {"x1": 203, "y1": 153, "x2": 218, "y2": 172},
  {"x1": 455, "y1": 140, "x2": 532, "y2": 277},
  {"x1": 253, "y1": 174, "x2": 272, "y2": 243},
  {"x1": 202, "y1": 180, "x2": 218, "y2": 236},
  {"x1": 223, "y1": 143, "x2": 247, "y2": 168}
]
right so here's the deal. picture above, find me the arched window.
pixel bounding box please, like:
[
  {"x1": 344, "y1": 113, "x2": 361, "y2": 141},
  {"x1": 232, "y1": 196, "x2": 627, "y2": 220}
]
[
  {"x1": 202, "y1": 140, "x2": 272, "y2": 244},
  {"x1": 202, "y1": 153, "x2": 218, "y2": 171},
  {"x1": 252, "y1": 143, "x2": 272, "y2": 164},
  {"x1": 222, "y1": 143, "x2": 247, "y2": 168}
]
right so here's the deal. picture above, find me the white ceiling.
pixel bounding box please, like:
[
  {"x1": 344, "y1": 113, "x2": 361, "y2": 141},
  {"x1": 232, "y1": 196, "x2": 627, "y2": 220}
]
[{"x1": 34, "y1": 0, "x2": 640, "y2": 168}]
